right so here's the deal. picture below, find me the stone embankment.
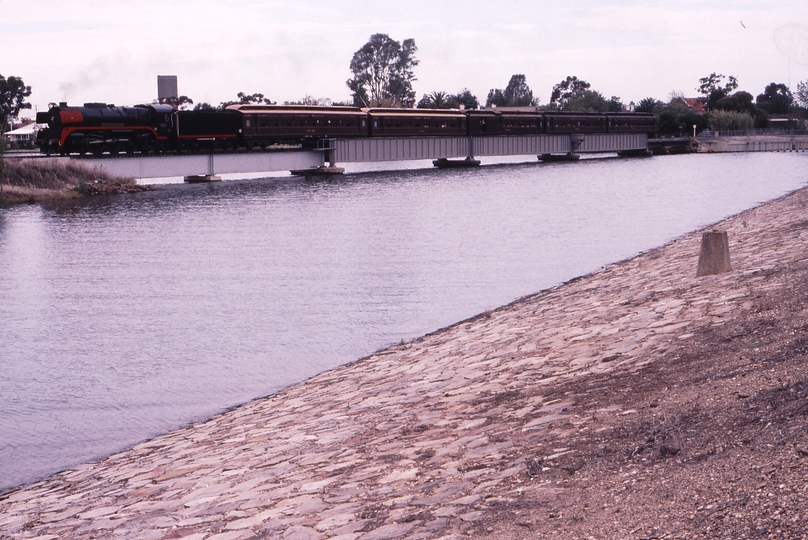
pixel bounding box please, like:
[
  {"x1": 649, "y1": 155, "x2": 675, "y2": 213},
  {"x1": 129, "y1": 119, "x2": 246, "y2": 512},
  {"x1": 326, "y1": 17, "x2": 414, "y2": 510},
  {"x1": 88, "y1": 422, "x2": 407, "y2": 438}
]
[
  {"x1": 696, "y1": 134, "x2": 808, "y2": 153},
  {"x1": 2, "y1": 186, "x2": 808, "y2": 538}
]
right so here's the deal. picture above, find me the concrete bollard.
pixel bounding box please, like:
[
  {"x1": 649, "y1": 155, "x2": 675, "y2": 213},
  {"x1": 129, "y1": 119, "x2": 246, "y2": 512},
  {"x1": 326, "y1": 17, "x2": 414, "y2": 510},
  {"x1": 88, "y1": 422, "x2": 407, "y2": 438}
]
[{"x1": 696, "y1": 230, "x2": 732, "y2": 277}]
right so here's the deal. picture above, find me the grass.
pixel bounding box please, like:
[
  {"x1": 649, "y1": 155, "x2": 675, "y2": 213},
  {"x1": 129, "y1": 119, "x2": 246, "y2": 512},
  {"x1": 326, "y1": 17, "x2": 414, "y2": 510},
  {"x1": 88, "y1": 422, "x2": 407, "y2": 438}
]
[{"x1": 0, "y1": 157, "x2": 137, "y2": 205}]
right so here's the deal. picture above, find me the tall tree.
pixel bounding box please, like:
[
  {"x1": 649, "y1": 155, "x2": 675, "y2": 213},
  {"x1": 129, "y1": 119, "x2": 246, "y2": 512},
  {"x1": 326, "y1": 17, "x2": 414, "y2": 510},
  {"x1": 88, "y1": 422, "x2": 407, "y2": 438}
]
[
  {"x1": 697, "y1": 73, "x2": 737, "y2": 95},
  {"x1": 714, "y1": 91, "x2": 755, "y2": 113},
  {"x1": 237, "y1": 92, "x2": 273, "y2": 105},
  {"x1": 347, "y1": 34, "x2": 419, "y2": 108},
  {"x1": 418, "y1": 89, "x2": 478, "y2": 109},
  {"x1": 0, "y1": 74, "x2": 31, "y2": 192},
  {"x1": 450, "y1": 88, "x2": 479, "y2": 109},
  {"x1": 0, "y1": 74, "x2": 32, "y2": 138},
  {"x1": 635, "y1": 97, "x2": 664, "y2": 114},
  {"x1": 284, "y1": 95, "x2": 333, "y2": 106},
  {"x1": 503, "y1": 74, "x2": 536, "y2": 106},
  {"x1": 550, "y1": 76, "x2": 591, "y2": 109},
  {"x1": 417, "y1": 90, "x2": 449, "y2": 109},
  {"x1": 697, "y1": 73, "x2": 738, "y2": 110},
  {"x1": 485, "y1": 88, "x2": 507, "y2": 107},
  {"x1": 796, "y1": 80, "x2": 808, "y2": 109},
  {"x1": 561, "y1": 90, "x2": 622, "y2": 112},
  {"x1": 756, "y1": 83, "x2": 793, "y2": 114},
  {"x1": 606, "y1": 95, "x2": 624, "y2": 112},
  {"x1": 158, "y1": 95, "x2": 194, "y2": 110},
  {"x1": 486, "y1": 74, "x2": 537, "y2": 107},
  {"x1": 657, "y1": 99, "x2": 709, "y2": 136},
  {"x1": 220, "y1": 92, "x2": 274, "y2": 109}
]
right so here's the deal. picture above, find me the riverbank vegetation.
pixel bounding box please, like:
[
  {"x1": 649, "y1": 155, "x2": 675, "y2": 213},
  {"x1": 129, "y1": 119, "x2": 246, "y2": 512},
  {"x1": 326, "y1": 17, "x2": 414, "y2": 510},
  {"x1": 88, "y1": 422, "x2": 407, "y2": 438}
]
[{"x1": 0, "y1": 157, "x2": 150, "y2": 205}]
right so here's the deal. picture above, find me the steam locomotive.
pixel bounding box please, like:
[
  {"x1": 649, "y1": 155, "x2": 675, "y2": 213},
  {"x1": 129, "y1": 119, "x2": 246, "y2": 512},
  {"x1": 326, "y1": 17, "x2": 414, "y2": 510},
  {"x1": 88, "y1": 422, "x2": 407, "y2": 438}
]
[{"x1": 36, "y1": 102, "x2": 658, "y2": 156}]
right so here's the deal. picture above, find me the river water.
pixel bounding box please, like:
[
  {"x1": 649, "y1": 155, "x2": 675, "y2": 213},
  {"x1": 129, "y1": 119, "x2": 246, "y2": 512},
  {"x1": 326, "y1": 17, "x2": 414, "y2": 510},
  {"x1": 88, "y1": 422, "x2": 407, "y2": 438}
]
[{"x1": 1, "y1": 152, "x2": 806, "y2": 492}]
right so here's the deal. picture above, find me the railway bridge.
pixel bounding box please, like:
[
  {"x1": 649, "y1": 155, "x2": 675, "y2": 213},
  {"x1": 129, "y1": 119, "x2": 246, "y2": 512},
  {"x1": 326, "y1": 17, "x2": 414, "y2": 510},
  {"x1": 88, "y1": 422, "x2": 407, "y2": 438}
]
[{"x1": 64, "y1": 132, "x2": 650, "y2": 181}]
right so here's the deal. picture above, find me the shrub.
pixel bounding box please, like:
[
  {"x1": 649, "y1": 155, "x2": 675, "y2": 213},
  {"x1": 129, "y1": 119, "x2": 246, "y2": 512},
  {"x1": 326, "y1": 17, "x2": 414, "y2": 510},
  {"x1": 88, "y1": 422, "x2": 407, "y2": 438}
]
[{"x1": 708, "y1": 110, "x2": 754, "y2": 131}]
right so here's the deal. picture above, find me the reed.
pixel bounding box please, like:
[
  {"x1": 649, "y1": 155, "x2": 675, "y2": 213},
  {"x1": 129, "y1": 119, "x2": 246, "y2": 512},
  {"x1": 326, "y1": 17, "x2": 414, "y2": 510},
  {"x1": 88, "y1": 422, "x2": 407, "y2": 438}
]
[{"x1": 0, "y1": 157, "x2": 136, "y2": 204}]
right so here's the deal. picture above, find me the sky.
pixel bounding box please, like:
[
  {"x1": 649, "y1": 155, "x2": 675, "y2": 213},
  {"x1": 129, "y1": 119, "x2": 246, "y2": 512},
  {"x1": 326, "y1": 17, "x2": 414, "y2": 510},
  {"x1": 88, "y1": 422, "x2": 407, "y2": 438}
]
[{"x1": 3, "y1": 0, "x2": 808, "y2": 117}]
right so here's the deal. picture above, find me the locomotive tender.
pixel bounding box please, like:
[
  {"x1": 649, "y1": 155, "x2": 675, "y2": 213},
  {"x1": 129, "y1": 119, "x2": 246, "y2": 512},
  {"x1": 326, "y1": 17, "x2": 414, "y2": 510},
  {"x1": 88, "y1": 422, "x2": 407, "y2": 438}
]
[{"x1": 36, "y1": 102, "x2": 657, "y2": 157}]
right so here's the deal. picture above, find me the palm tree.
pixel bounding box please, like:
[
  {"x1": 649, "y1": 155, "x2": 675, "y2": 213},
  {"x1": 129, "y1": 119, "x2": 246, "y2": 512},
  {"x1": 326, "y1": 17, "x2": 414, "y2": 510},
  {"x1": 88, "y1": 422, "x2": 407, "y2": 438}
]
[{"x1": 429, "y1": 91, "x2": 448, "y2": 108}]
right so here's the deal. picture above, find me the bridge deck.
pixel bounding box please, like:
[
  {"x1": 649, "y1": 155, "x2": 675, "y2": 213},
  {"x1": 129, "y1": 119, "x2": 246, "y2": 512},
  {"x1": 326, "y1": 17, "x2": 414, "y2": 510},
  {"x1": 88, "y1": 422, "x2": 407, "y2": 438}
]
[
  {"x1": 57, "y1": 133, "x2": 649, "y2": 179},
  {"x1": 331, "y1": 133, "x2": 647, "y2": 163}
]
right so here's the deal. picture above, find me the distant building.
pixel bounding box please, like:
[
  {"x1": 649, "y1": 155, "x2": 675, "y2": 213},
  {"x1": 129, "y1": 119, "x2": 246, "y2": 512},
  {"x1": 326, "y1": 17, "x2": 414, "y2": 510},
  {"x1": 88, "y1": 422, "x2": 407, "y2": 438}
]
[
  {"x1": 157, "y1": 75, "x2": 178, "y2": 100},
  {"x1": 5, "y1": 121, "x2": 41, "y2": 146},
  {"x1": 671, "y1": 97, "x2": 708, "y2": 114},
  {"x1": 768, "y1": 114, "x2": 805, "y2": 130}
]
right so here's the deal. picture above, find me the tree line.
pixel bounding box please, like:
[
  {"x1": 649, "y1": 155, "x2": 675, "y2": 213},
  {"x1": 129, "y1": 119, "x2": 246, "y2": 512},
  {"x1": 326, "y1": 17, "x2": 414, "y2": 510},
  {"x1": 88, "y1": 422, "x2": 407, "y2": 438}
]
[
  {"x1": 634, "y1": 72, "x2": 807, "y2": 135},
  {"x1": 4, "y1": 33, "x2": 808, "y2": 139}
]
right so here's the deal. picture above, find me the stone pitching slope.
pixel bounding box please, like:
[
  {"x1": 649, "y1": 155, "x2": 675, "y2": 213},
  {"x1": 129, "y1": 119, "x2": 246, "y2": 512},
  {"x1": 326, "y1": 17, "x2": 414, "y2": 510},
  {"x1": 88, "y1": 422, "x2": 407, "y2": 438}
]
[{"x1": 2, "y1": 186, "x2": 808, "y2": 540}]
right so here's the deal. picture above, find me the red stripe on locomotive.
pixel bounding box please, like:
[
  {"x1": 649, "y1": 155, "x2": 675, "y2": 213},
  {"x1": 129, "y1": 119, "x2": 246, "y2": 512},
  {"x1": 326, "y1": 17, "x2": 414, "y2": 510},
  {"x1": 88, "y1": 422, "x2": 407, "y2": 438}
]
[{"x1": 60, "y1": 110, "x2": 84, "y2": 124}]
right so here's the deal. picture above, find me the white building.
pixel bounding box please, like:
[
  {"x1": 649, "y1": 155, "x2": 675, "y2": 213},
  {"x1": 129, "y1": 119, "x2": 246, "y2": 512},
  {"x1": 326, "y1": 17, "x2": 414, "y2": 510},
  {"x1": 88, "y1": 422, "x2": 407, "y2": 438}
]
[{"x1": 4, "y1": 122, "x2": 42, "y2": 145}]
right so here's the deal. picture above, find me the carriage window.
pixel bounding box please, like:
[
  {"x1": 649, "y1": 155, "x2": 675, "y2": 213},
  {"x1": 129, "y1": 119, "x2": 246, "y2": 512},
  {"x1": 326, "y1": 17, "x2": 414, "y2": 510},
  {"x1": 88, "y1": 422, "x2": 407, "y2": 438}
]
[
  {"x1": 246, "y1": 119, "x2": 251, "y2": 127},
  {"x1": 362, "y1": 120, "x2": 367, "y2": 127}
]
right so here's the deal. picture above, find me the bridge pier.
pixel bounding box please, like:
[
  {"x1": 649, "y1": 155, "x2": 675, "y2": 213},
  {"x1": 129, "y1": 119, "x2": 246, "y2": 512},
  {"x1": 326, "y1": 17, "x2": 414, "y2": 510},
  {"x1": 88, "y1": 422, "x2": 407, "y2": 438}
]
[
  {"x1": 184, "y1": 174, "x2": 222, "y2": 183},
  {"x1": 290, "y1": 139, "x2": 345, "y2": 178},
  {"x1": 289, "y1": 165, "x2": 345, "y2": 179},
  {"x1": 538, "y1": 153, "x2": 580, "y2": 162},
  {"x1": 289, "y1": 139, "x2": 345, "y2": 180},
  {"x1": 617, "y1": 149, "x2": 654, "y2": 157},
  {"x1": 432, "y1": 157, "x2": 481, "y2": 168},
  {"x1": 432, "y1": 137, "x2": 481, "y2": 167}
]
